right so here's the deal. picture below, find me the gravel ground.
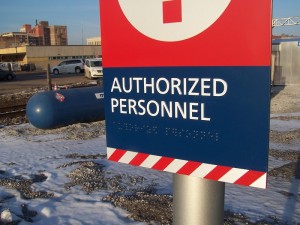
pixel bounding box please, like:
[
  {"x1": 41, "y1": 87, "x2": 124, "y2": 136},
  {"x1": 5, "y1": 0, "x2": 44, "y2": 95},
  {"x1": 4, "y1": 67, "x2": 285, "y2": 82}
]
[
  {"x1": 268, "y1": 85, "x2": 300, "y2": 183},
  {"x1": 0, "y1": 85, "x2": 299, "y2": 225},
  {"x1": 271, "y1": 86, "x2": 300, "y2": 114}
]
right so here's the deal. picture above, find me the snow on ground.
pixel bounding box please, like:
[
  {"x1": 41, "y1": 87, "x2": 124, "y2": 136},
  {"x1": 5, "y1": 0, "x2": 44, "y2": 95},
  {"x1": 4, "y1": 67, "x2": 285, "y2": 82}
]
[
  {"x1": 0, "y1": 113, "x2": 299, "y2": 224},
  {"x1": 0, "y1": 123, "x2": 173, "y2": 225}
]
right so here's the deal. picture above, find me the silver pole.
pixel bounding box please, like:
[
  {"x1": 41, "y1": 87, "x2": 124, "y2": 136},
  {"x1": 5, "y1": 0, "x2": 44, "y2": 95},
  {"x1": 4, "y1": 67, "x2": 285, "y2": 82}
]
[{"x1": 173, "y1": 174, "x2": 225, "y2": 225}]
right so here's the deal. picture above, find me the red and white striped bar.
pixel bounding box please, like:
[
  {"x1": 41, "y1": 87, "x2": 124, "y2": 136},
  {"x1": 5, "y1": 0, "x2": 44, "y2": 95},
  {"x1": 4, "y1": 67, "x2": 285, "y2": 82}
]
[{"x1": 107, "y1": 147, "x2": 267, "y2": 189}]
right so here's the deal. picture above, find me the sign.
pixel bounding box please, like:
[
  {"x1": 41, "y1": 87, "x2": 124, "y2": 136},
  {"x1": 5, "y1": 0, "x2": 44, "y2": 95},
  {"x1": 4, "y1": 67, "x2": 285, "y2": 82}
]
[{"x1": 100, "y1": 0, "x2": 272, "y2": 188}]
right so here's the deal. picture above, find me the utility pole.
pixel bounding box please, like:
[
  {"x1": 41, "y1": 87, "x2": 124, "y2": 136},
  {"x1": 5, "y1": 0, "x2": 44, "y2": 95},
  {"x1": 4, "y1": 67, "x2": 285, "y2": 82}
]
[
  {"x1": 47, "y1": 64, "x2": 52, "y2": 91},
  {"x1": 14, "y1": 35, "x2": 18, "y2": 62},
  {"x1": 81, "y1": 24, "x2": 84, "y2": 45},
  {"x1": 15, "y1": 46, "x2": 18, "y2": 63}
]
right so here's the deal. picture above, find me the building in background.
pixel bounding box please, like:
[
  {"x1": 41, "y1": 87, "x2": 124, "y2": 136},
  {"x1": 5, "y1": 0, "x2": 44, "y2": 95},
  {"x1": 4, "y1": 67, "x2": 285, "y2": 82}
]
[
  {"x1": 49, "y1": 26, "x2": 68, "y2": 46},
  {"x1": 86, "y1": 37, "x2": 101, "y2": 45},
  {"x1": 27, "y1": 21, "x2": 51, "y2": 46},
  {"x1": 272, "y1": 38, "x2": 300, "y2": 85},
  {"x1": 0, "y1": 20, "x2": 68, "y2": 48},
  {"x1": 0, "y1": 21, "x2": 102, "y2": 68},
  {"x1": 0, "y1": 32, "x2": 29, "y2": 47},
  {"x1": 0, "y1": 45, "x2": 102, "y2": 70}
]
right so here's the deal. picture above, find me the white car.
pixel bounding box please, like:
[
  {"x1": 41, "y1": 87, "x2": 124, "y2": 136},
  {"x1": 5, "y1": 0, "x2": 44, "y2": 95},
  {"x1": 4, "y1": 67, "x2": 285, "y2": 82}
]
[
  {"x1": 84, "y1": 58, "x2": 103, "y2": 79},
  {"x1": 51, "y1": 59, "x2": 84, "y2": 75}
]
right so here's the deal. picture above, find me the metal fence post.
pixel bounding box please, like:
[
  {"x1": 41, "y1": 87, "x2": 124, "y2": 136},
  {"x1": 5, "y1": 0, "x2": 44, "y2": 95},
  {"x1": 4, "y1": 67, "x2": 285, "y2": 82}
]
[{"x1": 47, "y1": 64, "x2": 52, "y2": 91}]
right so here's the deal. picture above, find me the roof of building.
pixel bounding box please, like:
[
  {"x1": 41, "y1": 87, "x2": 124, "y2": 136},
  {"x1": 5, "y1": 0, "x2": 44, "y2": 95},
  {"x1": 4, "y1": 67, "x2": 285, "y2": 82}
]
[{"x1": 272, "y1": 38, "x2": 300, "y2": 44}]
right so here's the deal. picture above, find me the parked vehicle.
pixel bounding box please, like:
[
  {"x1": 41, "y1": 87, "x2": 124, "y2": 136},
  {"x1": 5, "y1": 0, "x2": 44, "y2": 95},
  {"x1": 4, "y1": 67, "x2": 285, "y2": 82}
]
[
  {"x1": 0, "y1": 68, "x2": 16, "y2": 81},
  {"x1": 51, "y1": 59, "x2": 84, "y2": 75},
  {"x1": 0, "y1": 62, "x2": 20, "y2": 71},
  {"x1": 84, "y1": 58, "x2": 103, "y2": 79},
  {"x1": 21, "y1": 63, "x2": 36, "y2": 71}
]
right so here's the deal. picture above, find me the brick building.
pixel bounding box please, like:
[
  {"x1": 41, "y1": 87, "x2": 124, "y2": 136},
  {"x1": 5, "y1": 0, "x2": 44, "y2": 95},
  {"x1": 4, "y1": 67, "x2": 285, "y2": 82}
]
[{"x1": 0, "y1": 20, "x2": 68, "y2": 48}]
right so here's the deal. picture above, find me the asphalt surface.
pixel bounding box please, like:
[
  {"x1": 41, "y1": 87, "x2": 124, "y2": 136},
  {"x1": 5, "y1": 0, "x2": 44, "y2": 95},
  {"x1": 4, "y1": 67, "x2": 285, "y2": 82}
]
[{"x1": 0, "y1": 71, "x2": 91, "y2": 95}]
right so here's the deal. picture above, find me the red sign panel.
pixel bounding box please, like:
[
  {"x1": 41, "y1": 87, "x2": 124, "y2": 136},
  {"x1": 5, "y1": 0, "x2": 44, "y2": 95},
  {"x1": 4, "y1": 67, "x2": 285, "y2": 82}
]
[{"x1": 100, "y1": 0, "x2": 271, "y2": 68}]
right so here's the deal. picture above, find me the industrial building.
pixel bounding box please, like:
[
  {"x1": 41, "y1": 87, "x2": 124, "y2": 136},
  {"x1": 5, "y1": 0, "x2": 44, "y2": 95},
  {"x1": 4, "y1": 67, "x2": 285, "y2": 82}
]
[
  {"x1": 86, "y1": 37, "x2": 101, "y2": 45},
  {"x1": 272, "y1": 38, "x2": 300, "y2": 85},
  {"x1": 0, "y1": 45, "x2": 101, "y2": 70}
]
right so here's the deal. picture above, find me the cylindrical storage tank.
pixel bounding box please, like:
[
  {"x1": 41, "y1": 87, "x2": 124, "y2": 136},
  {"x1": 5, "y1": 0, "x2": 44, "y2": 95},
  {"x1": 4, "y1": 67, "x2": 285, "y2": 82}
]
[{"x1": 26, "y1": 86, "x2": 105, "y2": 129}]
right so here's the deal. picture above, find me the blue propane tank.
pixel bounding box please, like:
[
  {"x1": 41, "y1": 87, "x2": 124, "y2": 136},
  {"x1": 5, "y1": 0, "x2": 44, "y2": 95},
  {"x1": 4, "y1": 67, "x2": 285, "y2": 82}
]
[{"x1": 26, "y1": 86, "x2": 105, "y2": 129}]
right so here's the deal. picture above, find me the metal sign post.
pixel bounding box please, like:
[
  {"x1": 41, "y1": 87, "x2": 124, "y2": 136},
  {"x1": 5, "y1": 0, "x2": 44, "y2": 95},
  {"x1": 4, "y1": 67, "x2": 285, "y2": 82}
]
[{"x1": 173, "y1": 174, "x2": 225, "y2": 225}]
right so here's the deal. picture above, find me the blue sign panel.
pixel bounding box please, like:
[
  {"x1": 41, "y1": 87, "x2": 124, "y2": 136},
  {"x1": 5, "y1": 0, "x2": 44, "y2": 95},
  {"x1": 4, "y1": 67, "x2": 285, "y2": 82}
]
[{"x1": 104, "y1": 66, "x2": 270, "y2": 172}]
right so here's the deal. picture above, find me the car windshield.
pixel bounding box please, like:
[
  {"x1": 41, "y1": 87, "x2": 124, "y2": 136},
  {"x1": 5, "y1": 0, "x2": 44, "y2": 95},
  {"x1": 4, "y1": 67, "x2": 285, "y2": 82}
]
[
  {"x1": 90, "y1": 60, "x2": 102, "y2": 67},
  {"x1": 58, "y1": 62, "x2": 66, "y2": 66}
]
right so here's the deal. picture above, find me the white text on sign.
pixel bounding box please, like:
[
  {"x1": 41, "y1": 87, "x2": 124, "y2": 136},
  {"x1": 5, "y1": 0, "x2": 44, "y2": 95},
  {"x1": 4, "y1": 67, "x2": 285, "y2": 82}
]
[{"x1": 110, "y1": 77, "x2": 228, "y2": 122}]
